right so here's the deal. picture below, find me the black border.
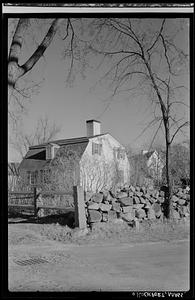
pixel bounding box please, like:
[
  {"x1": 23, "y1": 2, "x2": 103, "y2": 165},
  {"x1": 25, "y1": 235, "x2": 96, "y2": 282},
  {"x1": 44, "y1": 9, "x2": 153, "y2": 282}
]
[{"x1": 1, "y1": 9, "x2": 194, "y2": 300}]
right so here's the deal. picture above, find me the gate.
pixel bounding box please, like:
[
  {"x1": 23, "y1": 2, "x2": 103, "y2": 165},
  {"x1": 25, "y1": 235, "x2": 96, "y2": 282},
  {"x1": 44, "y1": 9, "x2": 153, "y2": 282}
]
[{"x1": 8, "y1": 186, "x2": 86, "y2": 229}]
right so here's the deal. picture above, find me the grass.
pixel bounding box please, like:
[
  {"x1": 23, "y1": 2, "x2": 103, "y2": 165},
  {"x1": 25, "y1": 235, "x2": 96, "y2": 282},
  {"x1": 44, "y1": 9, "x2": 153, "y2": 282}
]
[
  {"x1": 8, "y1": 211, "x2": 190, "y2": 246},
  {"x1": 15, "y1": 218, "x2": 189, "y2": 246}
]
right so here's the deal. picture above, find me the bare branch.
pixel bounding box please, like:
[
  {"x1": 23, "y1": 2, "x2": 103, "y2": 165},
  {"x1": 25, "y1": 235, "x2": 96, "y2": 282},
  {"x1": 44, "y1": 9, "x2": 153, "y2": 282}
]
[
  {"x1": 147, "y1": 19, "x2": 165, "y2": 52},
  {"x1": 170, "y1": 121, "x2": 189, "y2": 144}
]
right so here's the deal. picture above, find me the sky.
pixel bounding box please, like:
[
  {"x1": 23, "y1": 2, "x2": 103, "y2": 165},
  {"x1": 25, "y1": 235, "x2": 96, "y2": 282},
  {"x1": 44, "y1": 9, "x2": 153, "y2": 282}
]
[{"x1": 8, "y1": 16, "x2": 190, "y2": 162}]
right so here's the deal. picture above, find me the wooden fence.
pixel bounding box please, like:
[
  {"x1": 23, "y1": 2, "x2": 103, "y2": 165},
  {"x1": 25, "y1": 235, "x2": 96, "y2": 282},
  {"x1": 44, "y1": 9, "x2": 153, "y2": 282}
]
[{"x1": 8, "y1": 186, "x2": 87, "y2": 229}]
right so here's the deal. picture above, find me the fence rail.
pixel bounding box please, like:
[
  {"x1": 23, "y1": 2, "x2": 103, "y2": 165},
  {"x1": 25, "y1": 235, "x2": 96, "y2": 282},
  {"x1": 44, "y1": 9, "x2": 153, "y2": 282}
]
[{"x1": 8, "y1": 186, "x2": 86, "y2": 229}]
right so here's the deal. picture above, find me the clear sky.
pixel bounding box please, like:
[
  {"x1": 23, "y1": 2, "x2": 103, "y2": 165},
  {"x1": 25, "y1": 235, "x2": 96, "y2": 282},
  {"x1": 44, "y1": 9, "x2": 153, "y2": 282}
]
[{"x1": 8, "y1": 17, "x2": 190, "y2": 162}]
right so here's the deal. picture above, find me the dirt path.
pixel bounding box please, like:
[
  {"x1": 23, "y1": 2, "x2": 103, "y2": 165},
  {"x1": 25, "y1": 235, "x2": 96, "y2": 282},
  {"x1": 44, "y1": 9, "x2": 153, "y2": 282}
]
[{"x1": 8, "y1": 225, "x2": 189, "y2": 291}]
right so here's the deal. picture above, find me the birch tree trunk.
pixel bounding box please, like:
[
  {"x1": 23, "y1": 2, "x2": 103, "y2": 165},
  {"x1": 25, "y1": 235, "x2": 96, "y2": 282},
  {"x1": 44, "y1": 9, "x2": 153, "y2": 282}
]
[{"x1": 8, "y1": 18, "x2": 63, "y2": 89}]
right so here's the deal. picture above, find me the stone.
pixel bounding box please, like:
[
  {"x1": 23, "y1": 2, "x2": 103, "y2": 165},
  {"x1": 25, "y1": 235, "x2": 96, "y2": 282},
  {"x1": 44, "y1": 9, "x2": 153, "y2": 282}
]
[
  {"x1": 135, "y1": 186, "x2": 140, "y2": 192},
  {"x1": 110, "y1": 197, "x2": 117, "y2": 203},
  {"x1": 88, "y1": 210, "x2": 102, "y2": 223},
  {"x1": 129, "y1": 186, "x2": 136, "y2": 192},
  {"x1": 136, "y1": 191, "x2": 143, "y2": 197},
  {"x1": 91, "y1": 193, "x2": 104, "y2": 203},
  {"x1": 108, "y1": 210, "x2": 117, "y2": 220},
  {"x1": 144, "y1": 193, "x2": 151, "y2": 199},
  {"x1": 177, "y1": 198, "x2": 186, "y2": 206},
  {"x1": 88, "y1": 202, "x2": 100, "y2": 210},
  {"x1": 155, "y1": 209, "x2": 162, "y2": 218},
  {"x1": 140, "y1": 187, "x2": 146, "y2": 194},
  {"x1": 147, "y1": 208, "x2": 156, "y2": 220},
  {"x1": 85, "y1": 191, "x2": 94, "y2": 203},
  {"x1": 139, "y1": 197, "x2": 146, "y2": 204},
  {"x1": 135, "y1": 208, "x2": 146, "y2": 219},
  {"x1": 152, "y1": 202, "x2": 161, "y2": 214},
  {"x1": 113, "y1": 218, "x2": 124, "y2": 224},
  {"x1": 133, "y1": 196, "x2": 140, "y2": 204},
  {"x1": 117, "y1": 192, "x2": 128, "y2": 199},
  {"x1": 105, "y1": 193, "x2": 114, "y2": 201},
  {"x1": 150, "y1": 196, "x2": 157, "y2": 203},
  {"x1": 172, "y1": 195, "x2": 179, "y2": 202},
  {"x1": 159, "y1": 190, "x2": 165, "y2": 197},
  {"x1": 176, "y1": 192, "x2": 184, "y2": 199},
  {"x1": 144, "y1": 203, "x2": 151, "y2": 210},
  {"x1": 158, "y1": 197, "x2": 164, "y2": 203},
  {"x1": 122, "y1": 205, "x2": 133, "y2": 213},
  {"x1": 133, "y1": 203, "x2": 145, "y2": 210},
  {"x1": 128, "y1": 192, "x2": 134, "y2": 197},
  {"x1": 178, "y1": 205, "x2": 187, "y2": 217},
  {"x1": 185, "y1": 186, "x2": 190, "y2": 192},
  {"x1": 121, "y1": 186, "x2": 130, "y2": 192},
  {"x1": 118, "y1": 197, "x2": 133, "y2": 206},
  {"x1": 185, "y1": 194, "x2": 190, "y2": 201},
  {"x1": 102, "y1": 212, "x2": 108, "y2": 222},
  {"x1": 148, "y1": 197, "x2": 155, "y2": 204},
  {"x1": 148, "y1": 185, "x2": 154, "y2": 191},
  {"x1": 121, "y1": 211, "x2": 135, "y2": 221},
  {"x1": 103, "y1": 200, "x2": 110, "y2": 205},
  {"x1": 99, "y1": 203, "x2": 112, "y2": 212},
  {"x1": 110, "y1": 188, "x2": 117, "y2": 198},
  {"x1": 153, "y1": 191, "x2": 159, "y2": 198},
  {"x1": 172, "y1": 209, "x2": 180, "y2": 220},
  {"x1": 112, "y1": 202, "x2": 121, "y2": 212}
]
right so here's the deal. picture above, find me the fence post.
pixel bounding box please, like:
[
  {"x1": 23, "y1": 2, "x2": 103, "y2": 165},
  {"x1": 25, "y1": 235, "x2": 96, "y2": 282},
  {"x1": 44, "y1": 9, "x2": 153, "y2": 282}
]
[
  {"x1": 33, "y1": 187, "x2": 37, "y2": 218},
  {"x1": 73, "y1": 185, "x2": 87, "y2": 229}
]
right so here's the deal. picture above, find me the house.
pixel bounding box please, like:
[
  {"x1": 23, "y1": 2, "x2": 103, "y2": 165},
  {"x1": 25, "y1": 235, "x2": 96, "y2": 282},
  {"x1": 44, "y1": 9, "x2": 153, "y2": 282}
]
[
  {"x1": 8, "y1": 162, "x2": 20, "y2": 191},
  {"x1": 19, "y1": 120, "x2": 130, "y2": 192},
  {"x1": 142, "y1": 150, "x2": 164, "y2": 181},
  {"x1": 128, "y1": 149, "x2": 164, "y2": 187}
]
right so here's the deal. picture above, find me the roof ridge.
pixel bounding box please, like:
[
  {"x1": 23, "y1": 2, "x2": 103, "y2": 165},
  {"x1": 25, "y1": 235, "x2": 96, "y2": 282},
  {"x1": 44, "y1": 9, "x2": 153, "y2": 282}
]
[{"x1": 29, "y1": 133, "x2": 107, "y2": 149}]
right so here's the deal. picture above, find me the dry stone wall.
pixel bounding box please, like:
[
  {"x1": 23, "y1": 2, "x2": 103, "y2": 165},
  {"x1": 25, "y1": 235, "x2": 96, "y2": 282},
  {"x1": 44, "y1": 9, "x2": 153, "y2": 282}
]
[{"x1": 85, "y1": 185, "x2": 190, "y2": 225}]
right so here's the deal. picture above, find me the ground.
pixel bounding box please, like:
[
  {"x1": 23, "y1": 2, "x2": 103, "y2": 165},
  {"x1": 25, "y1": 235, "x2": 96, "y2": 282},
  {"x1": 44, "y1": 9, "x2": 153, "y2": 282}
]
[{"x1": 8, "y1": 217, "x2": 190, "y2": 292}]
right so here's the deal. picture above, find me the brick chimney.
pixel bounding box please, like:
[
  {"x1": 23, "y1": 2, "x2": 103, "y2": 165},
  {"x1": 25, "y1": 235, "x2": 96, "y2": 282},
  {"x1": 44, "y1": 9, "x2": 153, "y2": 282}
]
[
  {"x1": 86, "y1": 120, "x2": 101, "y2": 137},
  {"x1": 46, "y1": 143, "x2": 60, "y2": 160}
]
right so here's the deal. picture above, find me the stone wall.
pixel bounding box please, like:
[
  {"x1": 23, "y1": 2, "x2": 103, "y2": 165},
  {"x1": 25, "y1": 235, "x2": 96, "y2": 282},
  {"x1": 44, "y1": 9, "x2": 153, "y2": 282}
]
[{"x1": 85, "y1": 185, "x2": 190, "y2": 225}]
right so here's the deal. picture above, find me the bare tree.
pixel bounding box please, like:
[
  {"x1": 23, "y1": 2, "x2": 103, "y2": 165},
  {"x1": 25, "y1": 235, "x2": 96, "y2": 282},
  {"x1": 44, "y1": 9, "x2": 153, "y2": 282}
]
[
  {"x1": 79, "y1": 18, "x2": 189, "y2": 219},
  {"x1": 8, "y1": 18, "x2": 190, "y2": 219},
  {"x1": 8, "y1": 18, "x2": 71, "y2": 124},
  {"x1": 11, "y1": 116, "x2": 61, "y2": 159}
]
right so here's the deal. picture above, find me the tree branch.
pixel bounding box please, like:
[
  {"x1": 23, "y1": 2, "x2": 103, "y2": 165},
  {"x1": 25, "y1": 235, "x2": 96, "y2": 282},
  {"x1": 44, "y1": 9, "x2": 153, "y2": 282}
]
[
  {"x1": 170, "y1": 121, "x2": 189, "y2": 144},
  {"x1": 21, "y1": 19, "x2": 63, "y2": 74},
  {"x1": 147, "y1": 19, "x2": 165, "y2": 52}
]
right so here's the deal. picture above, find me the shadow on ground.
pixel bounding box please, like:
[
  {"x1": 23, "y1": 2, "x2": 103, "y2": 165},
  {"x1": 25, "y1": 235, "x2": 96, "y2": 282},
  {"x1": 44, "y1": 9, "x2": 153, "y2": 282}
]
[{"x1": 8, "y1": 211, "x2": 75, "y2": 228}]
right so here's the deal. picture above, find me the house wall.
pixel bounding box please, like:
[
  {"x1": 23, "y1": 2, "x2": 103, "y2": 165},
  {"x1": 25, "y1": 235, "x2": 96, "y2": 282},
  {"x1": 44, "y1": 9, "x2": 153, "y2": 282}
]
[
  {"x1": 147, "y1": 151, "x2": 164, "y2": 180},
  {"x1": 49, "y1": 142, "x2": 88, "y2": 192},
  {"x1": 80, "y1": 134, "x2": 130, "y2": 192}
]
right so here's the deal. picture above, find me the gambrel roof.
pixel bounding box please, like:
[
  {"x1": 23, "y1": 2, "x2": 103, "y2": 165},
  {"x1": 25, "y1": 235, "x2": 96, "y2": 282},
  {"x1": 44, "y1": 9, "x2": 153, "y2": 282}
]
[
  {"x1": 29, "y1": 133, "x2": 107, "y2": 149},
  {"x1": 20, "y1": 133, "x2": 108, "y2": 171}
]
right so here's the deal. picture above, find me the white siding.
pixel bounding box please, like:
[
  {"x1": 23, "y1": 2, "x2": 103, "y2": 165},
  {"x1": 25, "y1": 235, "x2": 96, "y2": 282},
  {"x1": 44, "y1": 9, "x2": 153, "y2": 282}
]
[{"x1": 80, "y1": 134, "x2": 130, "y2": 192}]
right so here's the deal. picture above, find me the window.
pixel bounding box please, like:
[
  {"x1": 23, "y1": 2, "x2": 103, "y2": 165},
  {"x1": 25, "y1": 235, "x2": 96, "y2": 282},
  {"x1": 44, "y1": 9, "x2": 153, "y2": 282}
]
[
  {"x1": 40, "y1": 169, "x2": 51, "y2": 184},
  {"x1": 114, "y1": 148, "x2": 125, "y2": 160},
  {"x1": 27, "y1": 171, "x2": 31, "y2": 184},
  {"x1": 92, "y1": 142, "x2": 102, "y2": 155},
  {"x1": 28, "y1": 170, "x2": 38, "y2": 185}
]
